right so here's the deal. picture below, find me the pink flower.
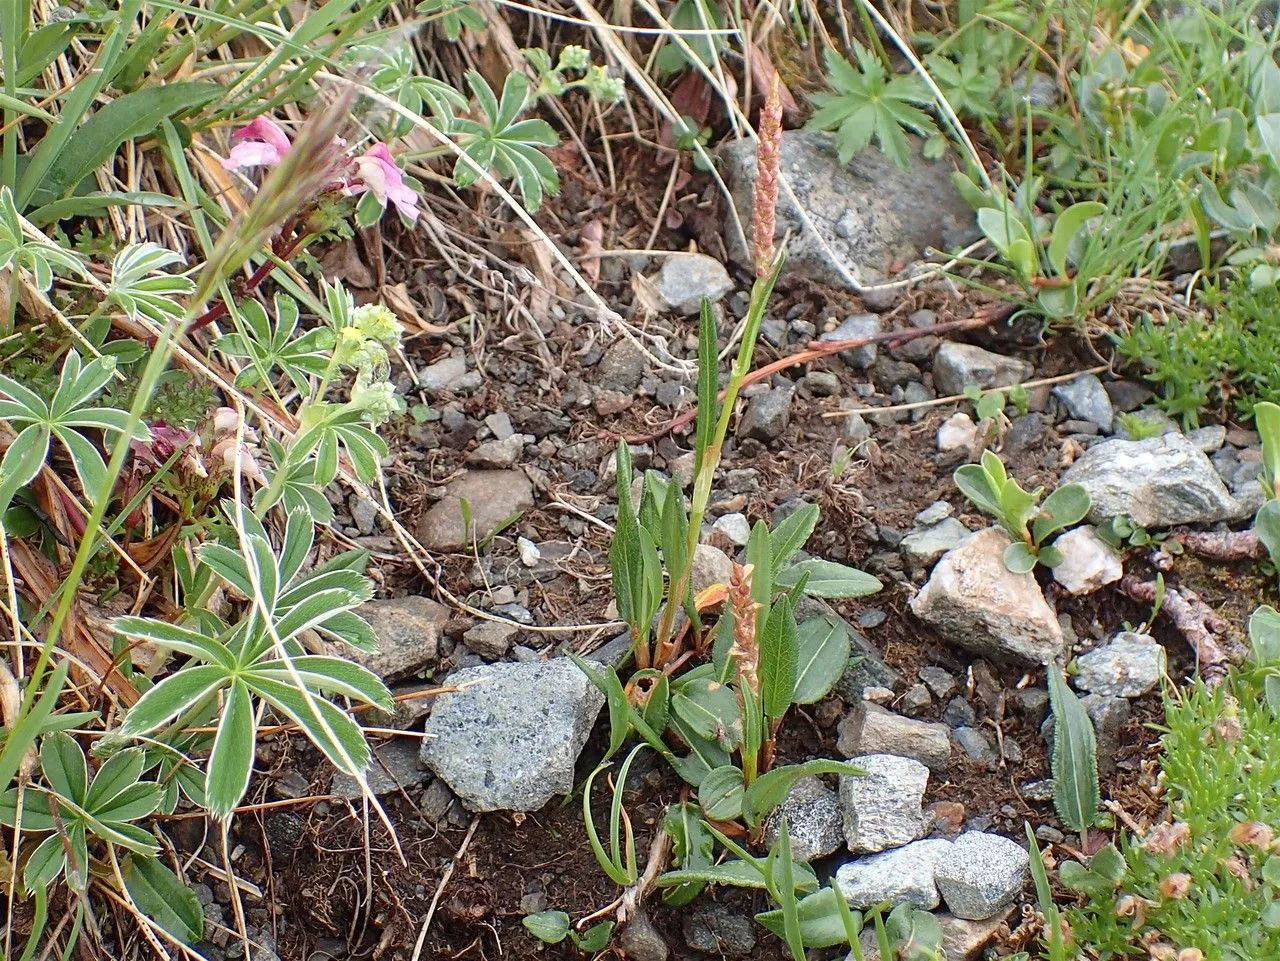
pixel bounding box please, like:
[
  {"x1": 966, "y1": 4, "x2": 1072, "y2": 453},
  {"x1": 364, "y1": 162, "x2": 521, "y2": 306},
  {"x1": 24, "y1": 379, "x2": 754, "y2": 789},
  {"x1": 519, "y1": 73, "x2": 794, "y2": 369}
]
[
  {"x1": 221, "y1": 117, "x2": 292, "y2": 171},
  {"x1": 351, "y1": 143, "x2": 419, "y2": 223}
]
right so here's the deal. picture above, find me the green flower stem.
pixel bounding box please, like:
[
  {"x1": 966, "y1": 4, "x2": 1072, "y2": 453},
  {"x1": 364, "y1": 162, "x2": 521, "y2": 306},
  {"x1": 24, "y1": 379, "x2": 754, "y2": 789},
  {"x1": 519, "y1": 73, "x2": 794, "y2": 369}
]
[{"x1": 653, "y1": 262, "x2": 781, "y2": 662}]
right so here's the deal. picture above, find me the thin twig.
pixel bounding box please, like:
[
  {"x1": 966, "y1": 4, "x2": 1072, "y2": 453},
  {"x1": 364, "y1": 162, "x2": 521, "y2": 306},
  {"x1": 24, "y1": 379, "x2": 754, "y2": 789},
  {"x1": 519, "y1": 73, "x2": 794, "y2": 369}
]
[
  {"x1": 1121, "y1": 576, "x2": 1236, "y2": 687},
  {"x1": 410, "y1": 816, "x2": 482, "y2": 961}
]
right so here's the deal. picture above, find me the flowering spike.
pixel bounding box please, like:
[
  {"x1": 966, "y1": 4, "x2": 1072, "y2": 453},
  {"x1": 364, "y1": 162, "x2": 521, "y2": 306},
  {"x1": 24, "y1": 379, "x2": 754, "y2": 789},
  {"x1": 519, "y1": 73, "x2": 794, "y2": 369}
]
[{"x1": 752, "y1": 74, "x2": 783, "y2": 277}]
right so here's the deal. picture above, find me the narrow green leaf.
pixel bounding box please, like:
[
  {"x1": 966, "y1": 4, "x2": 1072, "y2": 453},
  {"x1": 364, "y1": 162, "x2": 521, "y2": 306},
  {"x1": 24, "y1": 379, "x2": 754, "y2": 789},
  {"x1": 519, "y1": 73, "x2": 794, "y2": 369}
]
[
  {"x1": 770, "y1": 504, "x2": 819, "y2": 569},
  {"x1": 742, "y1": 758, "x2": 862, "y2": 829},
  {"x1": 1047, "y1": 664, "x2": 1100, "y2": 833},
  {"x1": 205, "y1": 680, "x2": 256, "y2": 821},
  {"x1": 774, "y1": 560, "x2": 881, "y2": 598},
  {"x1": 39, "y1": 732, "x2": 88, "y2": 805},
  {"x1": 759, "y1": 596, "x2": 798, "y2": 719},
  {"x1": 694, "y1": 300, "x2": 718, "y2": 476}
]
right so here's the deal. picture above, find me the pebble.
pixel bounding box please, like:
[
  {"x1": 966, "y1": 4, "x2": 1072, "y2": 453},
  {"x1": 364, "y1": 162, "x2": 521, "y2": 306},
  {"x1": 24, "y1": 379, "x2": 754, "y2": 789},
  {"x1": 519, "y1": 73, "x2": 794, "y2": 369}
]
[
  {"x1": 953, "y1": 727, "x2": 998, "y2": 766},
  {"x1": 819, "y1": 314, "x2": 880, "y2": 368},
  {"x1": 804, "y1": 370, "x2": 842, "y2": 396},
  {"x1": 517, "y1": 537, "x2": 540, "y2": 567},
  {"x1": 597, "y1": 340, "x2": 646, "y2": 392},
  {"x1": 835, "y1": 838, "x2": 953, "y2": 910},
  {"x1": 462, "y1": 620, "x2": 518, "y2": 659},
  {"x1": 900, "y1": 518, "x2": 972, "y2": 569},
  {"x1": 652, "y1": 254, "x2": 734, "y2": 315},
  {"x1": 711, "y1": 512, "x2": 752, "y2": 546},
  {"x1": 1052, "y1": 374, "x2": 1114, "y2": 432},
  {"x1": 1073, "y1": 632, "x2": 1166, "y2": 698},
  {"x1": 843, "y1": 411, "x2": 872, "y2": 444},
  {"x1": 328, "y1": 739, "x2": 428, "y2": 800},
  {"x1": 937, "y1": 411, "x2": 979, "y2": 455},
  {"x1": 691, "y1": 544, "x2": 733, "y2": 594},
  {"x1": 416, "y1": 470, "x2": 535, "y2": 552},
  {"x1": 839, "y1": 754, "x2": 929, "y2": 853},
  {"x1": 932, "y1": 342, "x2": 1033, "y2": 396},
  {"x1": 941, "y1": 697, "x2": 977, "y2": 729},
  {"x1": 349, "y1": 496, "x2": 379, "y2": 536},
  {"x1": 421, "y1": 353, "x2": 468, "y2": 394},
  {"x1": 762, "y1": 775, "x2": 845, "y2": 862},
  {"x1": 909, "y1": 528, "x2": 1065, "y2": 665},
  {"x1": 682, "y1": 902, "x2": 756, "y2": 956},
  {"x1": 1050, "y1": 526, "x2": 1123, "y2": 595},
  {"x1": 466, "y1": 435, "x2": 525, "y2": 469},
  {"x1": 484, "y1": 412, "x2": 515, "y2": 440},
  {"x1": 915, "y1": 501, "x2": 954, "y2": 526},
  {"x1": 934, "y1": 832, "x2": 1029, "y2": 920},
  {"x1": 919, "y1": 666, "x2": 958, "y2": 701},
  {"x1": 327, "y1": 596, "x2": 448, "y2": 682},
  {"x1": 738, "y1": 384, "x2": 794, "y2": 441},
  {"x1": 900, "y1": 684, "x2": 932, "y2": 716},
  {"x1": 619, "y1": 911, "x2": 669, "y2": 961},
  {"x1": 838, "y1": 703, "x2": 952, "y2": 772}
]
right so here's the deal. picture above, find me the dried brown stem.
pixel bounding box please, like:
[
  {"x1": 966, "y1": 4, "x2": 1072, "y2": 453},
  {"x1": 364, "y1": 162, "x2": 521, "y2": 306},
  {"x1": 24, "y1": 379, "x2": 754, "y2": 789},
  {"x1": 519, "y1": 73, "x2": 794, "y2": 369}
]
[
  {"x1": 1122, "y1": 576, "x2": 1235, "y2": 687},
  {"x1": 1176, "y1": 530, "x2": 1264, "y2": 562}
]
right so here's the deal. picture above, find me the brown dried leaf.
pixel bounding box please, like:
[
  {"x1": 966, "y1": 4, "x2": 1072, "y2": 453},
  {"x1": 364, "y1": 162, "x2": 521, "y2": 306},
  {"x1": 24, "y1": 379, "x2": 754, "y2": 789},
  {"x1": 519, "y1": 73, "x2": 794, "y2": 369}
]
[
  {"x1": 579, "y1": 219, "x2": 605, "y2": 286},
  {"x1": 746, "y1": 42, "x2": 800, "y2": 118},
  {"x1": 381, "y1": 282, "x2": 453, "y2": 336}
]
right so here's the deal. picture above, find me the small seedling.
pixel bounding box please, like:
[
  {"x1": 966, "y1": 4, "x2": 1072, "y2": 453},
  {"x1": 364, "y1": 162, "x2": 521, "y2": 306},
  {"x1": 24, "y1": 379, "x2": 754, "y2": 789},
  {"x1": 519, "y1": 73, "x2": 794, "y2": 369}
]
[
  {"x1": 954, "y1": 451, "x2": 1091, "y2": 572},
  {"x1": 522, "y1": 910, "x2": 615, "y2": 952}
]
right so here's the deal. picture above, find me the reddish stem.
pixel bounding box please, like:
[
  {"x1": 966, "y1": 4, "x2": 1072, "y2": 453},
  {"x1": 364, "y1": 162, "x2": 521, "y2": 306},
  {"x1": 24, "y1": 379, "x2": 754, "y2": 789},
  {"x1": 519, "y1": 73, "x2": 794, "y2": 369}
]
[{"x1": 188, "y1": 220, "x2": 309, "y2": 333}]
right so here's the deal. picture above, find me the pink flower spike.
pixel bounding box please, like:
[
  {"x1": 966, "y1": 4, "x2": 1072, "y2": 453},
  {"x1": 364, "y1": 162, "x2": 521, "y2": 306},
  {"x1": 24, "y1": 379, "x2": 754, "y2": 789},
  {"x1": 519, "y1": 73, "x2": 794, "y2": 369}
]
[
  {"x1": 221, "y1": 116, "x2": 292, "y2": 171},
  {"x1": 352, "y1": 143, "x2": 420, "y2": 223}
]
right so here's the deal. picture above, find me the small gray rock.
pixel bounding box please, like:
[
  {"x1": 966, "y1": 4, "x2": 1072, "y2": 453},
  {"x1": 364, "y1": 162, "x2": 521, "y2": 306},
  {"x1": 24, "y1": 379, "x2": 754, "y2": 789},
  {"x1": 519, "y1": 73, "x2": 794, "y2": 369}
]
[
  {"x1": 329, "y1": 739, "x2": 428, "y2": 799},
  {"x1": 1061, "y1": 432, "x2": 1243, "y2": 527},
  {"x1": 935, "y1": 832, "x2": 1029, "y2": 920},
  {"x1": 711, "y1": 512, "x2": 752, "y2": 546},
  {"x1": 618, "y1": 911, "x2": 669, "y2": 961},
  {"x1": 1050, "y1": 526, "x2": 1123, "y2": 596},
  {"x1": 652, "y1": 254, "x2": 734, "y2": 314},
  {"x1": 838, "y1": 703, "x2": 952, "y2": 772},
  {"x1": 843, "y1": 411, "x2": 872, "y2": 445},
  {"x1": 953, "y1": 727, "x2": 998, "y2": 766},
  {"x1": 738, "y1": 384, "x2": 794, "y2": 441},
  {"x1": 820, "y1": 314, "x2": 881, "y2": 369},
  {"x1": 416, "y1": 470, "x2": 535, "y2": 552},
  {"x1": 915, "y1": 501, "x2": 954, "y2": 526},
  {"x1": 763, "y1": 775, "x2": 845, "y2": 862},
  {"x1": 683, "y1": 902, "x2": 756, "y2": 956},
  {"x1": 1186, "y1": 425, "x2": 1227, "y2": 452},
  {"x1": 919, "y1": 666, "x2": 957, "y2": 701},
  {"x1": 691, "y1": 544, "x2": 733, "y2": 594},
  {"x1": 900, "y1": 518, "x2": 972, "y2": 569},
  {"x1": 350, "y1": 496, "x2": 379, "y2": 536},
  {"x1": 849, "y1": 912, "x2": 1009, "y2": 961},
  {"x1": 839, "y1": 754, "x2": 929, "y2": 853},
  {"x1": 466, "y1": 435, "x2": 525, "y2": 469},
  {"x1": 421, "y1": 352, "x2": 468, "y2": 394},
  {"x1": 835, "y1": 838, "x2": 953, "y2": 910},
  {"x1": 942, "y1": 697, "x2": 977, "y2": 729},
  {"x1": 1052, "y1": 374, "x2": 1113, "y2": 432},
  {"x1": 597, "y1": 340, "x2": 646, "y2": 392},
  {"x1": 900, "y1": 684, "x2": 933, "y2": 716},
  {"x1": 1074, "y1": 632, "x2": 1166, "y2": 698},
  {"x1": 318, "y1": 596, "x2": 448, "y2": 682},
  {"x1": 804, "y1": 370, "x2": 842, "y2": 396},
  {"x1": 420, "y1": 659, "x2": 604, "y2": 811},
  {"x1": 909, "y1": 528, "x2": 1064, "y2": 665},
  {"x1": 463, "y1": 620, "x2": 518, "y2": 659},
  {"x1": 933, "y1": 342, "x2": 1033, "y2": 397},
  {"x1": 484, "y1": 412, "x2": 515, "y2": 440}
]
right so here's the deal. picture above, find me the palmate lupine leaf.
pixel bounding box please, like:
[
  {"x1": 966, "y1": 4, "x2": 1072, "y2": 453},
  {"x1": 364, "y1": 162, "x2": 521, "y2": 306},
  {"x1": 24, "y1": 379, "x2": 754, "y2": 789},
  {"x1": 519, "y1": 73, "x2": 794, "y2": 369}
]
[
  {"x1": 806, "y1": 45, "x2": 939, "y2": 169},
  {"x1": 106, "y1": 242, "x2": 196, "y2": 323},
  {"x1": 453, "y1": 70, "x2": 559, "y2": 211},
  {"x1": 0, "y1": 350, "x2": 146, "y2": 510},
  {"x1": 0, "y1": 185, "x2": 87, "y2": 290},
  {"x1": 114, "y1": 508, "x2": 393, "y2": 820},
  {"x1": 217, "y1": 294, "x2": 333, "y2": 394}
]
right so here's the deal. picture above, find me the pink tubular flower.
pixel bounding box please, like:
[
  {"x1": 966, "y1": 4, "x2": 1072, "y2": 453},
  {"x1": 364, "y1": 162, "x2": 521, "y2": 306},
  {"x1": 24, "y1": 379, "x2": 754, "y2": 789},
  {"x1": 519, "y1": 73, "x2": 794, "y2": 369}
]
[
  {"x1": 351, "y1": 143, "x2": 419, "y2": 223},
  {"x1": 221, "y1": 117, "x2": 292, "y2": 171}
]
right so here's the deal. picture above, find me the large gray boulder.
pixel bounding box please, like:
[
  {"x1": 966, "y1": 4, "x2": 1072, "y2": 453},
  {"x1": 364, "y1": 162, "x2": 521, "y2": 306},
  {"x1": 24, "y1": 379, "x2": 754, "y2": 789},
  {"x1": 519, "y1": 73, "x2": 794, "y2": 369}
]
[
  {"x1": 909, "y1": 528, "x2": 1064, "y2": 665},
  {"x1": 719, "y1": 131, "x2": 975, "y2": 288},
  {"x1": 1061, "y1": 432, "x2": 1243, "y2": 527},
  {"x1": 420, "y1": 659, "x2": 603, "y2": 811}
]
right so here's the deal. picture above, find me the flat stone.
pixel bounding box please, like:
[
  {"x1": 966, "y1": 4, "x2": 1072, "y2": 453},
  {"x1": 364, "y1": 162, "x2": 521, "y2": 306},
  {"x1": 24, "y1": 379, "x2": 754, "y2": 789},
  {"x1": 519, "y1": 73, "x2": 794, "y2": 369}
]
[
  {"x1": 835, "y1": 838, "x2": 953, "y2": 910},
  {"x1": 420, "y1": 659, "x2": 604, "y2": 811},
  {"x1": 916, "y1": 501, "x2": 953, "y2": 526},
  {"x1": 463, "y1": 620, "x2": 518, "y2": 659},
  {"x1": 652, "y1": 254, "x2": 734, "y2": 314},
  {"x1": 804, "y1": 370, "x2": 842, "y2": 396},
  {"x1": 1074, "y1": 632, "x2": 1166, "y2": 698},
  {"x1": 1186, "y1": 425, "x2": 1227, "y2": 452},
  {"x1": 850, "y1": 911, "x2": 1009, "y2": 961},
  {"x1": 953, "y1": 726, "x2": 998, "y2": 766},
  {"x1": 839, "y1": 754, "x2": 929, "y2": 853},
  {"x1": 618, "y1": 911, "x2": 669, "y2": 961},
  {"x1": 900, "y1": 518, "x2": 972, "y2": 569},
  {"x1": 838, "y1": 703, "x2": 951, "y2": 772},
  {"x1": 937, "y1": 412, "x2": 979, "y2": 455},
  {"x1": 762, "y1": 775, "x2": 845, "y2": 862},
  {"x1": 933, "y1": 342, "x2": 1033, "y2": 397},
  {"x1": 682, "y1": 902, "x2": 755, "y2": 956},
  {"x1": 819, "y1": 314, "x2": 881, "y2": 369},
  {"x1": 738, "y1": 384, "x2": 794, "y2": 441},
  {"x1": 935, "y1": 832, "x2": 1029, "y2": 920},
  {"x1": 329, "y1": 738, "x2": 427, "y2": 799},
  {"x1": 313, "y1": 596, "x2": 448, "y2": 682},
  {"x1": 919, "y1": 666, "x2": 957, "y2": 700},
  {"x1": 466, "y1": 435, "x2": 524, "y2": 469},
  {"x1": 900, "y1": 684, "x2": 932, "y2": 716},
  {"x1": 416, "y1": 470, "x2": 535, "y2": 552},
  {"x1": 1052, "y1": 374, "x2": 1113, "y2": 432},
  {"x1": 909, "y1": 528, "x2": 1064, "y2": 665},
  {"x1": 484, "y1": 412, "x2": 515, "y2": 440},
  {"x1": 1050, "y1": 526, "x2": 1123, "y2": 595},
  {"x1": 720, "y1": 131, "x2": 975, "y2": 288},
  {"x1": 1061, "y1": 433, "x2": 1242, "y2": 527},
  {"x1": 421, "y1": 352, "x2": 468, "y2": 394}
]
